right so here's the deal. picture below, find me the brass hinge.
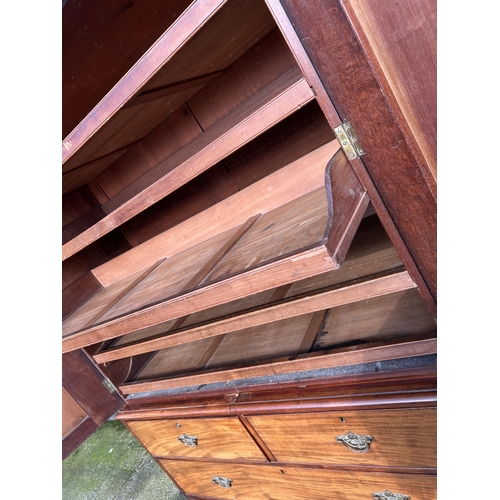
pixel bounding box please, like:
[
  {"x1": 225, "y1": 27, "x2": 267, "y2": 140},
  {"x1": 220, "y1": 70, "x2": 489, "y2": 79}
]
[
  {"x1": 102, "y1": 377, "x2": 117, "y2": 393},
  {"x1": 334, "y1": 122, "x2": 365, "y2": 160}
]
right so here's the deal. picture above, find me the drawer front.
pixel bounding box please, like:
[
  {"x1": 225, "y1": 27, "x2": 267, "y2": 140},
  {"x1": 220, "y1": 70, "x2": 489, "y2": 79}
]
[
  {"x1": 127, "y1": 417, "x2": 267, "y2": 461},
  {"x1": 247, "y1": 408, "x2": 436, "y2": 468},
  {"x1": 160, "y1": 459, "x2": 437, "y2": 500}
]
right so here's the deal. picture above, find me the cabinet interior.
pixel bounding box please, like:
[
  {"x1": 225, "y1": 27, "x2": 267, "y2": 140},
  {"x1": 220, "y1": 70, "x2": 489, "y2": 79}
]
[
  {"x1": 62, "y1": 1, "x2": 437, "y2": 494},
  {"x1": 62, "y1": 0, "x2": 436, "y2": 396}
]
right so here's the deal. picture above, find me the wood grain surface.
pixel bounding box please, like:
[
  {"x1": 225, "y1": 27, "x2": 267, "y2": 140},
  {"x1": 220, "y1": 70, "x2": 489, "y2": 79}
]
[
  {"x1": 62, "y1": 0, "x2": 193, "y2": 137},
  {"x1": 120, "y1": 338, "x2": 436, "y2": 394},
  {"x1": 161, "y1": 460, "x2": 436, "y2": 499},
  {"x1": 63, "y1": 70, "x2": 314, "y2": 260},
  {"x1": 93, "y1": 271, "x2": 415, "y2": 364},
  {"x1": 62, "y1": 271, "x2": 103, "y2": 320},
  {"x1": 343, "y1": 0, "x2": 437, "y2": 187},
  {"x1": 62, "y1": 0, "x2": 227, "y2": 163},
  {"x1": 127, "y1": 417, "x2": 267, "y2": 461},
  {"x1": 62, "y1": 387, "x2": 87, "y2": 438},
  {"x1": 94, "y1": 104, "x2": 203, "y2": 201},
  {"x1": 317, "y1": 288, "x2": 436, "y2": 349},
  {"x1": 134, "y1": 337, "x2": 218, "y2": 380},
  {"x1": 92, "y1": 141, "x2": 339, "y2": 286},
  {"x1": 204, "y1": 314, "x2": 314, "y2": 369},
  {"x1": 62, "y1": 264, "x2": 163, "y2": 336},
  {"x1": 204, "y1": 187, "x2": 328, "y2": 283},
  {"x1": 247, "y1": 408, "x2": 436, "y2": 468},
  {"x1": 279, "y1": 0, "x2": 437, "y2": 304},
  {"x1": 98, "y1": 222, "x2": 257, "y2": 323}
]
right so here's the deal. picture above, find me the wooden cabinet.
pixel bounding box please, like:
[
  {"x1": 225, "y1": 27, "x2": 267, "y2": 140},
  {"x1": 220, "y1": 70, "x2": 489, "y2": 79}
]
[
  {"x1": 62, "y1": 0, "x2": 437, "y2": 496},
  {"x1": 120, "y1": 372, "x2": 436, "y2": 499}
]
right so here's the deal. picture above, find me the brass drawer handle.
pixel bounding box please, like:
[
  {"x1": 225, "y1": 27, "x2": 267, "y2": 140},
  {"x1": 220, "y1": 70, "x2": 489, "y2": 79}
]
[
  {"x1": 336, "y1": 431, "x2": 374, "y2": 453},
  {"x1": 177, "y1": 433, "x2": 198, "y2": 447},
  {"x1": 372, "y1": 490, "x2": 410, "y2": 500},
  {"x1": 212, "y1": 475, "x2": 232, "y2": 488}
]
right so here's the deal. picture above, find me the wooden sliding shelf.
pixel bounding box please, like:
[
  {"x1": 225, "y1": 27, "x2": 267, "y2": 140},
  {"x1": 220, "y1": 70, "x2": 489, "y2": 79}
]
[
  {"x1": 63, "y1": 142, "x2": 371, "y2": 350},
  {"x1": 62, "y1": 0, "x2": 436, "y2": 497}
]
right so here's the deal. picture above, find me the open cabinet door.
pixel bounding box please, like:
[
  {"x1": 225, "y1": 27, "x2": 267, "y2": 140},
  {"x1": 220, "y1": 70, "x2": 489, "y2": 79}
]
[
  {"x1": 62, "y1": 349, "x2": 124, "y2": 460},
  {"x1": 276, "y1": 0, "x2": 437, "y2": 310}
]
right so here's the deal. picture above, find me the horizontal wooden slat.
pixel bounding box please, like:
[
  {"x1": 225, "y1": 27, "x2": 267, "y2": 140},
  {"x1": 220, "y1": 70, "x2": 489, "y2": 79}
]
[
  {"x1": 62, "y1": 70, "x2": 314, "y2": 260},
  {"x1": 203, "y1": 313, "x2": 312, "y2": 368},
  {"x1": 136, "y1": 314, "x2": 314, "y2": 380},
  {"x1": 62, "y1": 0, "x2": 227, "y2": 164},
  {"x1": 119, "y1": 338, "x2": 437, "y2": 394},
  {"x1": 62, "y1": 245, "x2": 337, "y2": 352},
  {"x1": 94, "y1": 271, "x2": 415, "y2": 364}
]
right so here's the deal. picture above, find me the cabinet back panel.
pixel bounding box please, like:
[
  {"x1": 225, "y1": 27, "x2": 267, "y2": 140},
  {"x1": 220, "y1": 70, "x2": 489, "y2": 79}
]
[
  {"x1": 136, "y1": 337, "x2": 217, "y2": 380},
  {"x1": 205, "y1": 313, "x2": 314, "y2": 368},
  {"x1": 187, "y1": 28, "x2": 298, "y2": 130},
  {"x1": 316, "y1": 288, "x2": 436, "y2": 348}
]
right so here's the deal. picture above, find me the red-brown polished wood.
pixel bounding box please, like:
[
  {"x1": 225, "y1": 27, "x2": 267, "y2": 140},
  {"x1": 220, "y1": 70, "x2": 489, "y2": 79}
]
[
  {"x1": 62, "y1": 349, "x2": 124, "y2": 459},
  {"x1": 62, "y1": 0, "x2": 193, "y2": 137},
  {"x1": 278, "y1": 0, "x2": 436, "y2": 305}
]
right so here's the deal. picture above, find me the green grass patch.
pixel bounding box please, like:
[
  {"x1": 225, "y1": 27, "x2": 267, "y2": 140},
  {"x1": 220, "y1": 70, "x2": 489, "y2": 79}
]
[{"x1": 63, "y1": 420, "x2": 186, "y2": 500}]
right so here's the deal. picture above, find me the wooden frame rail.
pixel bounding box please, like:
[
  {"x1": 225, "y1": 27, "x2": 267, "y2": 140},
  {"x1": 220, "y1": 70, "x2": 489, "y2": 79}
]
[
  {"x1": 116, "y1": 365, "x2": 437, "y2": 419},
  {"x1": 62, "y1": 0, "x2": 226, "y2": 165},
  {"x1": 119, "y1": 338, "x2": 437, "y2": 394},
  {"x1": 93, "y1": 270, "x2": 414, "y2": 364}
]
